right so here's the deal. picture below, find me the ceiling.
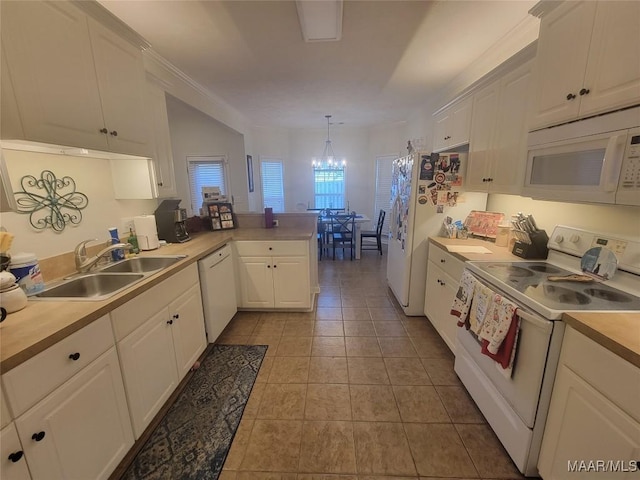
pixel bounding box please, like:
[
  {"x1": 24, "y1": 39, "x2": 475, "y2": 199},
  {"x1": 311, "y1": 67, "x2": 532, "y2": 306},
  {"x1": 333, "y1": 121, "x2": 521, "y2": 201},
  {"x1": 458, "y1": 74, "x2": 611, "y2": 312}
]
[{"x1": 98, "y1": 0, "x2": 538, "y2": 129}]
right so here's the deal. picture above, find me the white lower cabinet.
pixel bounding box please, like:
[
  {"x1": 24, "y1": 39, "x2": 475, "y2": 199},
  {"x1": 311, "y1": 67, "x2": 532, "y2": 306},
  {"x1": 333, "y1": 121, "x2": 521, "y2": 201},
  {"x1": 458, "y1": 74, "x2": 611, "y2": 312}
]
[
  {"x1": 235, "y1": 241, "x2": 311, "y2": 310},
  {"x1": 424, "y1": 245, "x2": 465, "y2": 353},
  {"x1": 112, "y1": 264, "x2": 207, "y2": 438},
  {"x1": 14, "y1": 348, "x2": 133, "y2": 480},
  {"x1": 538, "y1": 326, "x2": 640, "y2": 479},
  {"x1": 1, "y1": 422, "x2": 31, "y2": 480}
]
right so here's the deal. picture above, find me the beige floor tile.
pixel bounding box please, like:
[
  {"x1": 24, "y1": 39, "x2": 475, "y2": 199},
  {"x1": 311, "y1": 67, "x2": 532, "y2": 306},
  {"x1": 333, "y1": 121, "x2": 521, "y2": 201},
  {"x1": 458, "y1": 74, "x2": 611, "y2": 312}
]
[
  {"x1": 243, "y1": 382, "x2": 266, "y2": 419},
  {"x1": 456, "y1": 424, "x2": 523, "y2": 479},
  {"x1": 365, "y1": 297, "x2": 394, "y2": 308},
  {"x1": 421, "y1": 358, "x2": 461, "y2": 386},
  {"x1": 410, "y1": 336, "x2": 453, "y2": 359},
  {"x1": 255, "y1": 357, "x2": 274, "y2": 384},
  {"x1": 343, "y1": 321, "x2": 376, "y2": 336},
  {"x1": 222, "y1": 418, "x2": 254, "y2": 470},
  {"x1": 268, "y1": 357, "x2": 311, "y2": 383},
  {"x1": 276, "y1": 336, "x2": 313, "y2": 356},
  {"x1": 240, "y1": 419, "x2": 303, "y2": 472},
  {"x1": 436, "y1": 386, "x2": 486, "y2": 424},
  {"x1": 284, "y1": 312, "x2": 316, "y2": 321},
  {"x1": 383, "y1": 358, "x2": 432, "y2": 386},
  {"x1": 249, "y1": 334, "x2": 282, "y2": 357},
  {"x1": 345, "y1": 337, "x2": 382, "y2": 357},
  {"x1": 218, "y1": 471, "x2": 237, "y2": 480},
  {"x1": 342, "y1": 307, "x2": 372, "y2": 321},
  {"x1": 297, "y1": 475, "x2": 357, "y2": 479},
  {"x1": 341, "y1": 295, "x2": 368, "y2": 308},
  {"x1": 223, "y1": 318, "x2": 259, "y2": 336},
  {"x1": 216, "y1": 335, "x2": 252, "y2": 345},
  {"x1": 318, "y1": 296, "x2": 343, "y2": 308},
  {"x1": 257, "y1": 383, "x2": 307, "y2": 420},
  {"x1": 237, "y1": 473, "x2": 297, "y2": 480},
  {"x1": 254, "y1": 318, "x2": 287, "y2": 335},
  {"x1": 350, "y1": 385, "x2": 401, "y2": 422},
  {"x1": 318, "y1": 286, "x2": 341, "y2": 296},
  {"x1": 314, "y1": 321, "x2": 345, "y2": 336},
  {"x1": 283, "y1": 320, "x2": 315, "y2": 337},
  {"x1": 402, "y1": 319, "x2": 439, "y2": 338},
  {"x1": 369, "y1": 307, "x2": 399, "y2": 321},
  {"x1": 403, "y1": 423, "x2": 478, "y2": 478},
  {"x1": 357, "y1": 477, "x2": 418, "y2": 480},
  {"x1": 347, "y1": 357, "x2": 390, "y2": 384},
  {"x1": 298, "y1": 421, "x2": 357, "y2": 474},
  {"x1": 316, "y1": 307, "x2": 343, "y2": 320},
  {"x1": 378, "y1": 337, "x2": 417, "y2": 357},
  {"x1": 305, "y1": 384, "x2": 352, "y2": 420},
  {"x1": 308, "y1": 357, "x2": 349, "y2": 383},
  {"x1": 373, "y1": 321, "x2": 408, "y2": 337},
  {"x1": 312, "y1": 336, "x2": 346, "y2": 357},
  {"x1": 353, "y1": 422, "x2": 417, "y2": 476},
  {"x1": 393, "y1": 385, "x2": 450, "y2": 423},
  {"x1": 232, "y1": 311, "x2": 262, "y2": 322}
]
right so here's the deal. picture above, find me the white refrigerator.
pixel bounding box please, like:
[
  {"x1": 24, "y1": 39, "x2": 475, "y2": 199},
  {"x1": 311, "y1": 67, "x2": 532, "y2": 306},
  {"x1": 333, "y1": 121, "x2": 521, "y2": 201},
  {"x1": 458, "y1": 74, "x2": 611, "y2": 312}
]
[{"x1": 386, "y1": 152, "x2": 487, "y2": 316}]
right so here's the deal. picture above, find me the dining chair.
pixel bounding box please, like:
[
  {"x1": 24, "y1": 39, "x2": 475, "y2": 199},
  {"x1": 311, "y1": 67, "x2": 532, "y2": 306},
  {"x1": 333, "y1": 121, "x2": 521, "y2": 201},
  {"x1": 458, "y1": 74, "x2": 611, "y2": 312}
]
[
  {"x1": 330, "y1": 213, "x2": 356, "y2": 260},
  {"x1": 317, "y1": 217, "x2": 326, "y2": 260},
  {"x1": 360, "y1": 209, "x2": 386, "y2": 255}
]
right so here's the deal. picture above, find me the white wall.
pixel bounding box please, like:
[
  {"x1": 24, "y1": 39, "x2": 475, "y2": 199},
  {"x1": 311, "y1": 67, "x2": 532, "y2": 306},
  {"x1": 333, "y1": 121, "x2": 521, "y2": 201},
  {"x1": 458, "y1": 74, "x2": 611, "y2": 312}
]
[
  {"x1": 0, "y1": 149, "x2": 157, "y2": 259},
  {"x1": 166, "y1": 95, "x2": 247, "y2": 215}
]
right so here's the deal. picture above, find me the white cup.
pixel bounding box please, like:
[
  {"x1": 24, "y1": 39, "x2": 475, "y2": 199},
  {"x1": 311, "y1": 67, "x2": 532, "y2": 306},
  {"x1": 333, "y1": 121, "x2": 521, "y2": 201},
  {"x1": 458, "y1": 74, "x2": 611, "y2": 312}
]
[{"x1": 0, "y1": 284, "x2": 28, "y2": 313}]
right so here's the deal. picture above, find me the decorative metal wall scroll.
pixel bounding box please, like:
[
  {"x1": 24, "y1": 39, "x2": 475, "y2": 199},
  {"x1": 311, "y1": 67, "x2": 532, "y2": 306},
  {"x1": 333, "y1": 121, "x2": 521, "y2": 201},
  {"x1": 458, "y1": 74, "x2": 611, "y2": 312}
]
[{"x1": 14, "y1": 170, "x2": 89, "y2": 232}]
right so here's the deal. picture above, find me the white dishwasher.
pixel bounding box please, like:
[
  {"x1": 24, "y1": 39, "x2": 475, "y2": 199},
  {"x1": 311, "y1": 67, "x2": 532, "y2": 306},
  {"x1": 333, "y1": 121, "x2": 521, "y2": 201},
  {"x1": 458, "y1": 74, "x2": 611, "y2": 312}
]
[{"x1": 198, "y1": 243, "x2": 237, "y2": 343}]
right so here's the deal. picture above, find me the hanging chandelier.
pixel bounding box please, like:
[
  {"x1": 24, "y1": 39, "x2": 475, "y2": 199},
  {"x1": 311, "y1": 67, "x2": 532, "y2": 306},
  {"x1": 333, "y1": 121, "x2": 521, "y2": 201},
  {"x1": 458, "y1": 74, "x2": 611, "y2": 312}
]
[{"x1": 312, "y1": 115, "x2": 346, "y2": 170}]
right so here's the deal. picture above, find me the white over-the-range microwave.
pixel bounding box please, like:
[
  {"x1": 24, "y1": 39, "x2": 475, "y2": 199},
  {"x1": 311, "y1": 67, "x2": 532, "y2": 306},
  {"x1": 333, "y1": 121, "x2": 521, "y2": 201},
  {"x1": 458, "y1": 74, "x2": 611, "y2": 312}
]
[{"x1": 524, "y1": 106, "x2": 640, "y2": 206}]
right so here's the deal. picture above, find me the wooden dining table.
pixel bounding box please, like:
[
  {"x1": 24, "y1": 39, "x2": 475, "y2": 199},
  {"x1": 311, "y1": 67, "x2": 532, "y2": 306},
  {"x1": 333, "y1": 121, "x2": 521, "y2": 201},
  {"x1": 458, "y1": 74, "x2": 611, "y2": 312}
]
[{"x1": 318, "y1": 214, "x2": 370, "y2": 259}]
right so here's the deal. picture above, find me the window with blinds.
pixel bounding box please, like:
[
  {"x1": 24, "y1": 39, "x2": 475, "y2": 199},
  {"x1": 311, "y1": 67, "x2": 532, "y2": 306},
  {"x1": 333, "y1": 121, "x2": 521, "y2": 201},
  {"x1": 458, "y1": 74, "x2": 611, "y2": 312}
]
[
  {"x1": 187, "y1": 156, "x2": 227, "y2": 215},
  {"x1": 374, "y1": 155, "x2": 395, "y2": 238},
  {"x1": 313, "y1": 167, "x2": 345, "y2": 209},
  {"x1": 261, "y1": 159, "x2": 285, "y2": 213}
]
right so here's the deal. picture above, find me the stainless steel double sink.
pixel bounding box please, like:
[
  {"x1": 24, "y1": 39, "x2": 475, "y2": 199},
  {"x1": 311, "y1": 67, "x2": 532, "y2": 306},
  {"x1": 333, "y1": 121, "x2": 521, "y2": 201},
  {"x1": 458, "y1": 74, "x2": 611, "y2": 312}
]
[{"x1": 34, "y1": 256, "x2": 186, "y2": 301}]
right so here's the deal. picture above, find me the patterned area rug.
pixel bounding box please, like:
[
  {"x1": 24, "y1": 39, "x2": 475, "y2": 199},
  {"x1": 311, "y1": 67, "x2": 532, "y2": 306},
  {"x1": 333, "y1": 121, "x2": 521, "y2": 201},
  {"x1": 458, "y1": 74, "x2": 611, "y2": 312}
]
[{"x1": 122, "y1": 344, "x2": 267, "y2": 480}]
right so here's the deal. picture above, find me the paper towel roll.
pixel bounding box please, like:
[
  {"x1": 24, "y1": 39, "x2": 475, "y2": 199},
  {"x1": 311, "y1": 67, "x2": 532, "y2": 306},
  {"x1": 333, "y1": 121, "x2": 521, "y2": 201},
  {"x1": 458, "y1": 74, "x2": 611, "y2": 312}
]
[{"x1": 133, "y1": 215, "x2": 160, "y2": 250}]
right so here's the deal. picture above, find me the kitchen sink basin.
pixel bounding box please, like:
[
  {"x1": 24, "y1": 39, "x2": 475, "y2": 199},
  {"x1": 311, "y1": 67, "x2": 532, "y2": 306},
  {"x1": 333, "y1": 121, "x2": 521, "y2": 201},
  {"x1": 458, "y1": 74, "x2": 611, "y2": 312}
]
[
  {"x1": 99, "y1": 255, "x2": 186, "y2": 274},
  {"x1": 35, "y1": 273, "x2": 145, "y2": 300}
]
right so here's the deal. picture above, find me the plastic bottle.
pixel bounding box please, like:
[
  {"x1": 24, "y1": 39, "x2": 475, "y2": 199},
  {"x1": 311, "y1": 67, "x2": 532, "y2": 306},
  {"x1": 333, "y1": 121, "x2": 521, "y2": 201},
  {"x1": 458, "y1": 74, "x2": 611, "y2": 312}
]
[
  {"x1": 108, "y1": 227, "x2": 125, "y2": 261},
  {"x1": 127, "y1": 228, "x2": 140, "y2": 255}
]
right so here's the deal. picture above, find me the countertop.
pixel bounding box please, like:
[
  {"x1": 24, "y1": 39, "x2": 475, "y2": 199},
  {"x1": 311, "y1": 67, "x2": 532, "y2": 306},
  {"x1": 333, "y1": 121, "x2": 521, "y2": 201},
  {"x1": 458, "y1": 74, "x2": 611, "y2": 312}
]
[
  {"x1": 0, "y1": 227, "x2": 313, "y2": 374},
  {"x1": 429, "y1": 236, "x2": 640, "y2": 369}
]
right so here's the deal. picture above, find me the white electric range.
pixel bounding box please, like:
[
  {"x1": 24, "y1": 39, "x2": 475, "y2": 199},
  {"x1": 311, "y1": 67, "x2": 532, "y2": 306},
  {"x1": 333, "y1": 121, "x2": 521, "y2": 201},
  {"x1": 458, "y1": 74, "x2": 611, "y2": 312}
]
[{"x1": 454, "y1": 225, "x2": 640, "y2": 477}]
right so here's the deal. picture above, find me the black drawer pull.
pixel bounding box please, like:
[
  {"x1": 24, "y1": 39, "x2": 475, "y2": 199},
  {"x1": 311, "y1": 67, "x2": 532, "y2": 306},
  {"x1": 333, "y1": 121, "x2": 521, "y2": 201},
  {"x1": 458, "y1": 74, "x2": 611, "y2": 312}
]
[
  {"x1": 8, "y1": 451, "x2": 24, "y2": 462},
  {"x1": 566, "y1": 93, "x2": 576, "y2": 100},
  {"x1": 109, "y1": 130, "x2": 118, "y2": 137},
  {"x1": 69, "y1": 352, "x2": 80, "y2": 361},
  {"x1": 32, "y1": 431, "x2": 45, "y2": 442},
  {"x1": 99, "y1": 127, "x2": 108, "y2": 134},
  {"x1": 440, "y1": 259, "x2": 445, "y2": 263},
  {"x1": 173, "y1": 314, "x2": 179, "y2": 320},
  {"x1": 167, "y1": 319, "x2": 173, "y2": 325}
]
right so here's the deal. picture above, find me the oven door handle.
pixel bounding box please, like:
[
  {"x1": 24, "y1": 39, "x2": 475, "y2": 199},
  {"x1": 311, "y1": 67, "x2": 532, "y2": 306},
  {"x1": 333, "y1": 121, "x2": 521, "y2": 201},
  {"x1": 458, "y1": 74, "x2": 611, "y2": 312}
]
[{"x1": 516, "y1": 308, "x2": 553, "y2": 334}]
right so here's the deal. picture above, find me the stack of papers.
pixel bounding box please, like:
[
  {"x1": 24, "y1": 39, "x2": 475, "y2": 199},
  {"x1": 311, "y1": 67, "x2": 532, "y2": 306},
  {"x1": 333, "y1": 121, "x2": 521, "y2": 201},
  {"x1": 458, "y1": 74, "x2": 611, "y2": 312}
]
[{"x1": 445, "y1": 245, "x2": 492, "y2": 254}]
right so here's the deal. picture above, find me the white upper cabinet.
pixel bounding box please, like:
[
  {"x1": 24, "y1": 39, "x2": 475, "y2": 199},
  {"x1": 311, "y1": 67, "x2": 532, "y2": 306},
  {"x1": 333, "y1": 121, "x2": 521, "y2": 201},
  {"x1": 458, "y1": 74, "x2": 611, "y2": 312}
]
[
  {"x1": 432, "y1": 96, "x2": 473, "y2": 152},
  {"x1": 467, "y1": 60, "x2": 533, "y2": 194},
  {"x1": 1, "y1": 1, "x2": 150, "y2": 156},
  {"x1": 146, "y1": 81, "x2": 178, "y2": 198},
  {"x1": 530, "y1": 1, "x2": 640, "y2": 130}
]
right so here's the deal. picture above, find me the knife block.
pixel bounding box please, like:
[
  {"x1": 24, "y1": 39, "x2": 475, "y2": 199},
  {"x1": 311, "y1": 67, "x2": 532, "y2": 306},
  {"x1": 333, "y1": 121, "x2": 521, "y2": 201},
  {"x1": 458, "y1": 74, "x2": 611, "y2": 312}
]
[{"x1": 512, "y1": 230, "x2": 549, "y2": 259}]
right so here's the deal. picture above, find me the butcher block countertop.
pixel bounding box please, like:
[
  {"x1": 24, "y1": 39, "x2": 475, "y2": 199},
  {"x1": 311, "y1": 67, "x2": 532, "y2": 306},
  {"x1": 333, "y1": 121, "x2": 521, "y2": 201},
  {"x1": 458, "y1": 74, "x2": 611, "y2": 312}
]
[
  {"x1": 429, "y1": 236, "x2": 640, "y2": 368},
  {"x1": 0, "y1": 227, "x2": 313, "y2": 374}
]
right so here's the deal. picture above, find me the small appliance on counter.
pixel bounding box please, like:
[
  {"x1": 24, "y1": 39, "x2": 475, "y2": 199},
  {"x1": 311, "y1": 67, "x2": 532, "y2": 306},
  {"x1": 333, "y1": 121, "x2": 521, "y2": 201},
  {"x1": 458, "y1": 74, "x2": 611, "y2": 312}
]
[
  {"x1": 154, "y1": 199, "x2": 191, "y2": 243},
  {"x1": 133, "y1": 215, "x2": 160, "y2": 250}
]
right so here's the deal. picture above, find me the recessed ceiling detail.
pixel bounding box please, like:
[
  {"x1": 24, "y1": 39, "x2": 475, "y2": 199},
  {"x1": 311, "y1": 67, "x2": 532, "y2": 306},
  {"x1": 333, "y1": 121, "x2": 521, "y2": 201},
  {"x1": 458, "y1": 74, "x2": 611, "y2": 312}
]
[{"x1": 296, "y1": 0, "x2": 343, "y2": 42}]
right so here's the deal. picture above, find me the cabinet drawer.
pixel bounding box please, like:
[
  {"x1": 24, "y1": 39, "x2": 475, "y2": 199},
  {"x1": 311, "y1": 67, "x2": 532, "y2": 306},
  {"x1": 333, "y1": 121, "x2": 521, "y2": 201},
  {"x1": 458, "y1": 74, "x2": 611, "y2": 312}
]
[
  {"x1": 428, "y1": 245, "x2": 465, "y2": 280},
  {"x1": 235, "y1": 240, "x2": 307, "y2": 257},
  {"x1": 561, "y1": 326, "x2": 640, "y2": 423},
  {"x1": 111, "y1": 263, "x2": 199, "y2": 341},
  {"x1": 2, "y1": 315, "x2": 113, "y2": 417}
]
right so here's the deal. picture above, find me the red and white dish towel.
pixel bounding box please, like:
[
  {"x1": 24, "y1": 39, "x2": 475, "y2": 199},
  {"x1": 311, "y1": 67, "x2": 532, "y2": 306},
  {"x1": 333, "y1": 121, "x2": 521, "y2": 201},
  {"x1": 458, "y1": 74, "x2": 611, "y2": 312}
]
[{"x1": 450, "y1": 270, "x2": 477, "y2": 326}]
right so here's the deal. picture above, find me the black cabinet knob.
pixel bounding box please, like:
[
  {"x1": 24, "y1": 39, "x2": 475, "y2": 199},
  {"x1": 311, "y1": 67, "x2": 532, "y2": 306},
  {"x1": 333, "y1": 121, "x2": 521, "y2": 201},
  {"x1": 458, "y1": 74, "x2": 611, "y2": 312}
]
[
  {"x1": 267, "y1": 265, "x2": 271, "y2": 268},
  {"x1": 579, "y1": 88, "x2": 590, "y2": 96},
  {"x1": 273, "y1": 265, "x2": 277, "y2": 268},
  {"x1": 109, "y1": 130, "x2": 118, "y2": 137},
  {"x1": 99, "y1": 128, "x2": 108, "y2": 134},
  {"x1": 68, "y1": 352, "x2": 80, "y2": 361},
  {"x1": 157, "y1": 182, "x2": 164, "y2": 187},
  {"x1": 440, "y1": 259, "x2": 445, "y2": 263},
  {"x1": 566, "y1": 93, "x2": 576, "y2": 100},
  {"x1": 173, "y1": 314, "x2": 179, "y2": 320},
  {"x1": 8, "y1": 451, "x2": 24, "y2": 462},
  {"x1": 167, "y1": 319, "x2": 173, "y2": 325},
  {"x1": 268, "y1": 247, "x2": 273, "y2": 250},
  {"x1": 32, "y1": 431, "x2": 45, "y2": 442}
]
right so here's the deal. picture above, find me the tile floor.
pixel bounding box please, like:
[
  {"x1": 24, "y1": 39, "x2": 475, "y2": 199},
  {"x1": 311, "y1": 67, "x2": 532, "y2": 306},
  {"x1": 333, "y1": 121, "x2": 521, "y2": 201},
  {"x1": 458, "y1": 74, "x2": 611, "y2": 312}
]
[{"x1": 216, "y1": 247, "x2": 525, "y2": 480}]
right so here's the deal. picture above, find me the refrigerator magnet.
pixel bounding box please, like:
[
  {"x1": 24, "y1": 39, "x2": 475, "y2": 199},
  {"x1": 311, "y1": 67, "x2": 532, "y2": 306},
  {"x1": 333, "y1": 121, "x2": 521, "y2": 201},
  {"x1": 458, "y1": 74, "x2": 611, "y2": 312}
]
[{"x1": 418, "y1": 195, "x2": 428, "y2": 205}]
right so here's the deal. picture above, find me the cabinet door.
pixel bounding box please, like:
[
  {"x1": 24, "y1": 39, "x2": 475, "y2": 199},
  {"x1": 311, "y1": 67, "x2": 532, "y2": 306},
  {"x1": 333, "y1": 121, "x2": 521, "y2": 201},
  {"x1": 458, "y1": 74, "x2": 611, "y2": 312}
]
[
  {"x1": 14, "y1": 348, "x2": 133, "y2": 480},
  {"x1": 146, "y1": 82, "x2": 177, "y2": 197},
  {"x1": 1, "y1": 423, "x2": 31, "y2": 480},
  {"x1": 88, "y1": 17, "x2": 150, "y2": 157},
  {"x1": 1, "y1": 0, "x2": 108, "y2": 150},
  {"x1": 579, "y1": 1, "x2": 640, "y2": 119},
  {"x1": 433, "y1": 110, "x2": 451, "y2": 152},
  {"x1": 467, "y1": 81, "x2": 499, "y2": 191},
  {"x1": 424, "y1": 261, "x2": 458, "y2": 353},
  {"x1": 490, "y1": 60, "x2": 533, "y2": 194},
  {"x1": 273, "y1": 256, "x2": 310, "y2": 309},
  {"x1": 449, "y1": 97, "x2": 473, "y2": 149},
  {"x1": 169, "y1": 284, "x2": 207, "y2": 380},
  {"x1": 118, "y1": 308, "x2": 179, "y2": 438},
  {"x1": 530, "y1": 1, "x2": 596, "y2": 130},
  {"x1": 538, "y1": 365, "x2": 640, "y2": 480},
  {"x1": 237, "y1": 256, "x2": 274, "y2": 308}
]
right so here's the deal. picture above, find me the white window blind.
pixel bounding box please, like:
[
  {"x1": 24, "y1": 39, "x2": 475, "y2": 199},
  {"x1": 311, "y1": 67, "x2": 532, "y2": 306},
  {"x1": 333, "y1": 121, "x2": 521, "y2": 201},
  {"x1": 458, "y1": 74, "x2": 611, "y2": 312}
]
[
  {"x1": 374, "y1": 155, "x2": 395, "y2": 238},
  {"x1": 187, "y1": 156, "x2": 227, "y2": 215},
  {"x1": 313, "y1": 167, "x2": 345, "y2": 209},
  {"x1": 261, "y1": 159, "x2": 285, "y2": 213}
]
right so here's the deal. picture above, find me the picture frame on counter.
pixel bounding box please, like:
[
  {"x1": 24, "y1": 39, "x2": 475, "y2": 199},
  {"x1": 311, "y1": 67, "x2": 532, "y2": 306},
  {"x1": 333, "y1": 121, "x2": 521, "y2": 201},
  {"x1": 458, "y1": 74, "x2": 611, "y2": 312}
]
[{"x1": 206, "y1": 202, "x2": 236, "y2": 230}]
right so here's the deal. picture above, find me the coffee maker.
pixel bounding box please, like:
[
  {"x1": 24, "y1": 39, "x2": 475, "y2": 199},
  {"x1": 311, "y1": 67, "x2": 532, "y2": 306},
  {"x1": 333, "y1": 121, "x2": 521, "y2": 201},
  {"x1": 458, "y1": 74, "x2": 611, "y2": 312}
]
[{"x1": 154, "y1": 199, "x2": 191, "y2": 243}]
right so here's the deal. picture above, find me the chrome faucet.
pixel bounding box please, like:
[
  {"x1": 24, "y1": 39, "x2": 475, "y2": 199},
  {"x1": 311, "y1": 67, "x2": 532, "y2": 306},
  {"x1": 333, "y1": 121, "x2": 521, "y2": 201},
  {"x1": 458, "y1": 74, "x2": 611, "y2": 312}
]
[{"x1": 74, "y1": 238, "x2": 133, "y2": 273}]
